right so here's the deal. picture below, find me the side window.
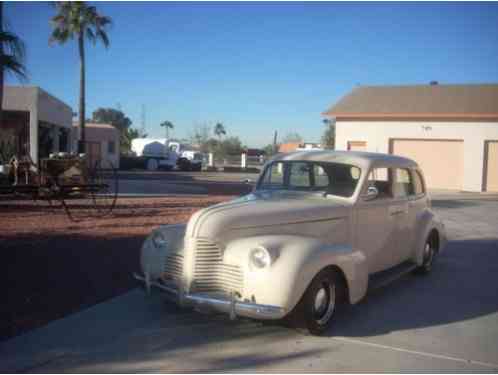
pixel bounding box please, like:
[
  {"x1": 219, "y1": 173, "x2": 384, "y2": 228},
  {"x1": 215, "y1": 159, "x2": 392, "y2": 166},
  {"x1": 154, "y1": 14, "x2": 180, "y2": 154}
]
[
  {"x1": 313, "y1": 165, "x2": 329, "y2": 188},
  {"x1": 366, "y1": 167, "x2": 392, "y2": 199},
  {"x1": 261, "y1": 162, "x2": 285, "y2": 189},
  {"x1": 412, "y1": 170, "x2": 425, "y2": 195},
  {"x1": 289, "y1": 162, "x2": 311, "y2": 188},
  {"x1": 393, "y1": 168, "x2": 414, "y2": 198}
]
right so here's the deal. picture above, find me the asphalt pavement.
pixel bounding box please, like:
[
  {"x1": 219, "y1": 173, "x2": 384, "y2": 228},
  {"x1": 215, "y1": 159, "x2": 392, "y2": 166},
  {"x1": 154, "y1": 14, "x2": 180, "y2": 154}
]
[{"x1": 1, "y1": 197, "x2": 498, "y2": 372}]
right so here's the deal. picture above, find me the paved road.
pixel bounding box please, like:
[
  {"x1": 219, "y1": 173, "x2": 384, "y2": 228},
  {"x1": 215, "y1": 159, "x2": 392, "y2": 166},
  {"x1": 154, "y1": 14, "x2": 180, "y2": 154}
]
[
  {"x1": 117, "y1": 171, "x2": 258, "y2": 196},
  {"x1": 2, "y1": 199, "x2": 498, "y2": 372}
]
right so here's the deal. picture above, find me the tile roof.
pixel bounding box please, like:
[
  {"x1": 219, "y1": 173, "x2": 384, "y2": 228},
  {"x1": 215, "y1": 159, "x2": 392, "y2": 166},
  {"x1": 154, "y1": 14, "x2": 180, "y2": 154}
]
[{"x1": 323, "y1": 84, "x2": 498, "y2": 119}]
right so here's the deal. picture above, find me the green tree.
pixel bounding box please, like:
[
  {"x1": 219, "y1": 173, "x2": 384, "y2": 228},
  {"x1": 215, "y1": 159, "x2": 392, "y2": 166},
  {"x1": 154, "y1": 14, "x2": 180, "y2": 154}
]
[
  {"x1": 217, "y1": 136, "x2": 243, "y2": 159},
  {"x1": 263, "y1": 143, "x2": 278, "y2": 157},
  {"x1": 321, "y1": 118, "x2": 335, "y2": 149},
  {"x1": 282, "y1": 132, "x2": 303, "y2": 143},
  {"x1": 214, "y1": 122, "x2": 226, "y2": 140},
  {"x1": 49, "y1": 2, "x2": 111, "y2": 152},
  {"x1": 0, "y1": 1, "x2": 27, "y2": 120},
  {"x1": 160, "y1": 120, "x2": 174, "y2": 139},
  {"x1": 91, "y1": 107, "x2": 140, "y2": 153}
]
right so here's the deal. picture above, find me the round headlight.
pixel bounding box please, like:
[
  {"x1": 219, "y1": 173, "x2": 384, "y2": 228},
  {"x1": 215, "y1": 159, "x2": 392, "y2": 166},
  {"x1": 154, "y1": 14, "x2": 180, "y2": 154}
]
[
  {"x1": 151, "y1": 231, "x2": 167, "y2": 248},
  {"x1": 249, "y1": 247, "x2": 271, "y2": 269}
]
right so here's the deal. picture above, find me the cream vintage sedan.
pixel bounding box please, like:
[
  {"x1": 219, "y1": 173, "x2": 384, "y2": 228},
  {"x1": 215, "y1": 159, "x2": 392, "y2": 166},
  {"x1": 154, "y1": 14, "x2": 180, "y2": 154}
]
[{"x1": 134, "y1": 151, "x2": 447, "y2": 335}]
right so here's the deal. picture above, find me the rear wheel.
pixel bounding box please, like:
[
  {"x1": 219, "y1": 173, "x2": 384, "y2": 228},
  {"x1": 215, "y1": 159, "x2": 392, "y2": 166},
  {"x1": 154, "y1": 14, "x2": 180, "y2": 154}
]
[
  {"x1": 414, "y1": 235, "x2": 436, "y2": 274},
  {"x1": 177, "y1": 158, "x2": 191, "y2": 171},
  {"x1": 288, "y1": 268, "x2": 342, "y2": 335}
]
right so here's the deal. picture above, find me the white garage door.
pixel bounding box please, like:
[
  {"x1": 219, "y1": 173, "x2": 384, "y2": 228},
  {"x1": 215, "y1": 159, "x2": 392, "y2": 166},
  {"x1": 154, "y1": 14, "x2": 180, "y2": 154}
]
[
  {"x1": 485, "y1": 141, "x2": 498, "y2": 192},
  {"x1": 390, "y1": 139, "x2": 464, "y2": 190}
]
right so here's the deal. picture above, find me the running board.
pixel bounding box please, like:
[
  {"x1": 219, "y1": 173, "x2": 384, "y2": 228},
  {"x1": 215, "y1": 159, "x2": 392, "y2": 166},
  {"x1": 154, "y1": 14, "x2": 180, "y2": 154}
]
[{"x1": 368, "y1": 261, "x2": 418, "y2": 291}]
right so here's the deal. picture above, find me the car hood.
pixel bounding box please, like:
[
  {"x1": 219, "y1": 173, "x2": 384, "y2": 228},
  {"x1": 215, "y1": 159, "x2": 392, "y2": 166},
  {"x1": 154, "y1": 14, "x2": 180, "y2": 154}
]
[{"x1": 185, "y1": 190, "x2": 352, "y2": 240}]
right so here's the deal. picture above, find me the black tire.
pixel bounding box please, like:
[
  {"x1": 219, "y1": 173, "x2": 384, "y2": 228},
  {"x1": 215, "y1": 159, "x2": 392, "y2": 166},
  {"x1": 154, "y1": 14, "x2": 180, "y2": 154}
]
[
  {"x1": 287, "y1": 268, "x2": 342, "y2": 336},
  {"x1": 177, "y1": 158, "x2": 191, "y2": 171},
  {"x1": 414, "y1": 234, "x2": 437, "y2": 275}
]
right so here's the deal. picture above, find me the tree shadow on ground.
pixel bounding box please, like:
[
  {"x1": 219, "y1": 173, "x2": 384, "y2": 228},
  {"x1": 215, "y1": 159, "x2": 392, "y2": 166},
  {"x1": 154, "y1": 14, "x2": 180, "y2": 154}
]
[
  {"x1": 431, "y1": 199, "x2": 482, "y2": 209},
  {"x1": 0, "y1": 232, "x2": 145, "y2": 342}
]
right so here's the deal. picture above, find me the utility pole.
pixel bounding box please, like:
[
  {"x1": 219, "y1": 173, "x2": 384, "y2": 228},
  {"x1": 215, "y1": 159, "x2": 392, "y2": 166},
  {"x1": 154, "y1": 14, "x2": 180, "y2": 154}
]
[
  {"x1": 272, "y1": 130, "x2": 278, "y2": 154},
  {"x1": 140, "y1": 104, "x2": 146, "y2": 138}
]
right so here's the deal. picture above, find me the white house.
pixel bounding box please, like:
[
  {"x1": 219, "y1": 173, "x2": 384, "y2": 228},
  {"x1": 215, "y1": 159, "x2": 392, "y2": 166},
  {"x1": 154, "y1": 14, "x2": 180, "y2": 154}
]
[
  {"x1": 323, "y1": 83, "x2": 498, "y2": 192},
  {"x1": 72, "y1": 122, "x2": 120, "y2": 169}
]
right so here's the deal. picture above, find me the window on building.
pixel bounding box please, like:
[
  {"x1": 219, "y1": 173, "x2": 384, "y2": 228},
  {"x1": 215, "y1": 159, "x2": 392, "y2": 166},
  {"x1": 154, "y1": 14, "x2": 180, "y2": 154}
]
[{"x1": 108, "y1": 141, "x2": 116, "y2": 154}]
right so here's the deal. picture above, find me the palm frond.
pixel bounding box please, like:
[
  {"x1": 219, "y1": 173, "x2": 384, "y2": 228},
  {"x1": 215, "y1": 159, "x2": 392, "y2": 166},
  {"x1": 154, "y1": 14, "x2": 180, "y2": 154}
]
[
  {"x1": 0, "y1": 31, "x2": 26, "y2": 61},
  {"x1": 95, "y1": 29, "x2": 109, "y2": 48},
  {"x1": 50, "y1": 1, "x2": 111, "y2": 48},
  {"x1": 85, "y1": 27, "x2": 96, "y2": 44},
  {"x1": 0, "y1": 54, "x2": 27, "y2": 80}
]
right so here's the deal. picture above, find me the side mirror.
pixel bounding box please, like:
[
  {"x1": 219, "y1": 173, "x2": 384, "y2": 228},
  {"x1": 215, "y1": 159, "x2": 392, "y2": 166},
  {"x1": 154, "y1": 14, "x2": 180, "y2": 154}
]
[{"x1": 362, "y1": 186, "x2": 379, "y2": 201}]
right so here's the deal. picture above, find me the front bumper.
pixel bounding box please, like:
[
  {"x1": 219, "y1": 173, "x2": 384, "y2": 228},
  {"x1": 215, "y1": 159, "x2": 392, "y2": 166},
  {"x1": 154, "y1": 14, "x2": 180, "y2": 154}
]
[{"x1": 133, "y1": 272, "x2": 286, "y2": 320}]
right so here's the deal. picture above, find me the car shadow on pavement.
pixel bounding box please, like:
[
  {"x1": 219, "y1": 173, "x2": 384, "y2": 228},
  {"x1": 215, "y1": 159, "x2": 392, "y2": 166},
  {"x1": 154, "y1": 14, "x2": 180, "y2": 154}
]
[{"x1": 325, "y1": 238, "x2": 498, "y2": 337}]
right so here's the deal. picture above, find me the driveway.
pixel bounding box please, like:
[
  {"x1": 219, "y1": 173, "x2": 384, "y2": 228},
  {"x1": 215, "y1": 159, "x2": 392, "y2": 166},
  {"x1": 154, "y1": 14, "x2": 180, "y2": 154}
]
[{"x1": 2, "y1": 199, "x2": 498, "y2": 372}]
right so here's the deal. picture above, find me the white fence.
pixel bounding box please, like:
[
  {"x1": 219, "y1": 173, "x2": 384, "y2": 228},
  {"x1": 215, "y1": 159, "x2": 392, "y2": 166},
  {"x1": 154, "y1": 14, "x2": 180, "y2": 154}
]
[{"x1": 206, "y1": 153, "x2": 267, "y2": 169}]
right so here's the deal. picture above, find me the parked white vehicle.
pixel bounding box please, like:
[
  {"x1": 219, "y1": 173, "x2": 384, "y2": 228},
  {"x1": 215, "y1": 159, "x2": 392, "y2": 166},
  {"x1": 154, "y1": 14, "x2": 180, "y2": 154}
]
[
  {"x1": 135, "y1": 151, "x2": 447, "y2": 335},
  {"x1": 131, "y1": 138, "x2": 203, "y2": 171}
]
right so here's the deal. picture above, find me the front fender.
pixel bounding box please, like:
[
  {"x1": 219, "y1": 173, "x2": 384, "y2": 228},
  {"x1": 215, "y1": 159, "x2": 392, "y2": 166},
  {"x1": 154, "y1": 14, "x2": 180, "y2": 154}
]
[
  {"x1": 223, "y1": 235, "x2": 368, "y2": 314},
  {"x1": 140, "y1": 224, "x2": 187, "y2": 279}
]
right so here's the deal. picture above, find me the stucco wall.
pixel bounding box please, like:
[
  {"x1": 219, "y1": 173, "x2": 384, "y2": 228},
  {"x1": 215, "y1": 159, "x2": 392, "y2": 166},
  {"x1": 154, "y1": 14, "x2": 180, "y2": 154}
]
[
  {"x1": 335, "y1": 120, "x2": 498, "y2": 192},
  {"x1": 72, "y1": 124, "x2": 120, "y2": 168},
  {"x1": 37, "y1": 88, "x2": 72, "y2": 128}
]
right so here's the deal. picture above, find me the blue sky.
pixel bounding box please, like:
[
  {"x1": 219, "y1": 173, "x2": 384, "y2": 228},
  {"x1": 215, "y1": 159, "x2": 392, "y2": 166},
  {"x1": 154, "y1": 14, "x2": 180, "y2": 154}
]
[{"x1": 5, "y1": 2, "x2": 498, "y2": 147}]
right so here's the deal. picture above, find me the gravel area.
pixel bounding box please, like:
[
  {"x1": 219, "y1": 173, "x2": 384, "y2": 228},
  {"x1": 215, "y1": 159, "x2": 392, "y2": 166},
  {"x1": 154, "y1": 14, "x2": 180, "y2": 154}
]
[{"x1": 0, "y1": 195, "x2": 235, "y2": 341}]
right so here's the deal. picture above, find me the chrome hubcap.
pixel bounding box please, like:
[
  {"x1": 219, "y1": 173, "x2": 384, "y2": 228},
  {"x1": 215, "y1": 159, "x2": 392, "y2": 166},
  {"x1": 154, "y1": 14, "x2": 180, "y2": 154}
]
[{"x1": 313, "y1": 282, "x2": 335, "y2": 325}]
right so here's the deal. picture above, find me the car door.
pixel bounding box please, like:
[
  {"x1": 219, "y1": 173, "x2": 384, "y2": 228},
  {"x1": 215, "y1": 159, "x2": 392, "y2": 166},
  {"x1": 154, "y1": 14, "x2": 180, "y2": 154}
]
[
  {"x1": 354, "y1": 167, "x2": 399, "y2": 273},
  {"x1": 405, "y1": 168, "x2": 430, "y2": 254},
  {"x1": 390, "y1": 168, "x2": 414, "y2": 265}
]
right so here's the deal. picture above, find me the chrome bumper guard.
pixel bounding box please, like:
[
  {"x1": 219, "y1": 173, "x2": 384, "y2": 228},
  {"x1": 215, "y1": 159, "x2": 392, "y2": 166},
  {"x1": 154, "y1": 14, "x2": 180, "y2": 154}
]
[{"x1": 133, "y1": 272, "x2": 286, "y2": 320}]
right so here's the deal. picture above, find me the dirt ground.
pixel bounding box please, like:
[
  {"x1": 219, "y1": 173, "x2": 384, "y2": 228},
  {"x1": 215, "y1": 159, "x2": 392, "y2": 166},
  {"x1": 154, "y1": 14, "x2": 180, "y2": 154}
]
[{"x1": 0, "y1": 195, "x2": 235, "y2": 341}]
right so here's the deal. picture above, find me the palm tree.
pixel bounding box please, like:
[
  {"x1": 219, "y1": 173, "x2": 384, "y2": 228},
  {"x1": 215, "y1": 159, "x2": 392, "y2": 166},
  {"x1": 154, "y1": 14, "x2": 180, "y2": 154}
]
[
  {"x1": 49, "y1": 2, "x2": 111, "y2": 153},
  {"x1": 160, "y1": 120, "x2": 174, "y2": 139},
  {"x1": 0, "y1": 1, "x2": 27, "y2": 120},
  {"x1": 214, "y1": 122, "x2": 226, "y2": 141}
]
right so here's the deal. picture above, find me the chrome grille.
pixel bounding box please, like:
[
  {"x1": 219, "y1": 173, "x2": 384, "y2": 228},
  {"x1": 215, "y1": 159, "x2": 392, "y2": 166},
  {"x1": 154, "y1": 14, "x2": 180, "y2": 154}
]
[
  {"x1": 161, "y1": 252, "x2": 184, "y2": 282},
  {"x1": 192, "y1": 238, "x2": 244, "y2": 294}
]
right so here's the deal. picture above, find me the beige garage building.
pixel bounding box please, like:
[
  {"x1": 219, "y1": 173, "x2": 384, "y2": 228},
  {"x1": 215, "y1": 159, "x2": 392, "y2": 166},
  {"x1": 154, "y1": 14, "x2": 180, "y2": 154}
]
[{"x1": 324, "y1": 83, "x2": 498, "y2": 192}]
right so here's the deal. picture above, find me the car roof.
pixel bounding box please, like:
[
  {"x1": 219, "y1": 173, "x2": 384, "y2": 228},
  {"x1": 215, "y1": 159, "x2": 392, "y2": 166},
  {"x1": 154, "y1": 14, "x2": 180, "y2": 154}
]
[{"x1": 271, "y1": 150, "x2": 418, "y2": 169}]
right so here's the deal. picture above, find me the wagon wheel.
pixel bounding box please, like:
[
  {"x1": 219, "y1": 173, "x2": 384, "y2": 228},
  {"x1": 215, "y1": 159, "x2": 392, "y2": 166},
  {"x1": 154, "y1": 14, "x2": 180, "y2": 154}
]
[{"x1": 87, "y1": 160, "x2": 118, "y2": 217}]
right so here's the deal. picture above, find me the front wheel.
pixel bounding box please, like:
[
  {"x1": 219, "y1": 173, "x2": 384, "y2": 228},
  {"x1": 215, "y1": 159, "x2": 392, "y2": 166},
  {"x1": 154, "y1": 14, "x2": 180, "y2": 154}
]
[{"x1": 288, "y1": 269, "x2": 341, "y2": 335}]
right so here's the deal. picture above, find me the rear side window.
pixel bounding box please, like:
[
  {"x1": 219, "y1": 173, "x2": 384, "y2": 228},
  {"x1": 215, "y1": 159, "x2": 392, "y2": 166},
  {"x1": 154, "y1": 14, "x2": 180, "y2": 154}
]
[
  {"x1": 412, "y1": 170, "x2": 425, "y2": 195},
  {"x1": 393, "y1": 168, "x2": 414, "y2": 198}
]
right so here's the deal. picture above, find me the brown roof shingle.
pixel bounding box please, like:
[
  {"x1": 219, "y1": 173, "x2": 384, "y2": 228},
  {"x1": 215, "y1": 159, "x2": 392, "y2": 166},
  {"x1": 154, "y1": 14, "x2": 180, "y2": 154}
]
[{"x1": 323, "y1": 84, "x2": 498, "y2": 119}]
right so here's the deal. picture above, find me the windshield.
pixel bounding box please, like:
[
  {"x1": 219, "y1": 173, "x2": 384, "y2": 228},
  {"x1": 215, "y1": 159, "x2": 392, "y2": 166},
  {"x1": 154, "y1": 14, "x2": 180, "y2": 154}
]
[{"x1": 257, "y1": 161, "x2": 361, "y2": 198}]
